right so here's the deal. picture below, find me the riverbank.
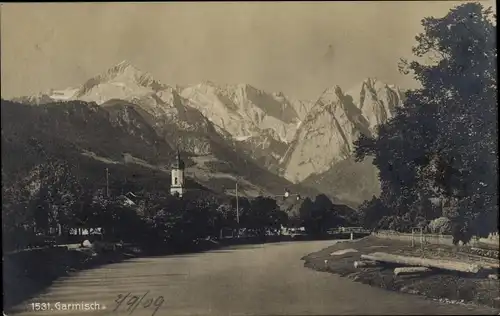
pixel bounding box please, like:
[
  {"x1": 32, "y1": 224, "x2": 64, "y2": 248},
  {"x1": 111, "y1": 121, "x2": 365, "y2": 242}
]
[
  {"x1": 4, "y1": 233, "x2": 364, "y2": 311},
  {"x1": 3, "y1": 238, "x2": 228, "y2": 311},
  {"x1": 302, "y1": 236, "x2": 500, "y2": 311},
  {"x1": 3, "y1": 244, "x2": 140, "y2": 310}
]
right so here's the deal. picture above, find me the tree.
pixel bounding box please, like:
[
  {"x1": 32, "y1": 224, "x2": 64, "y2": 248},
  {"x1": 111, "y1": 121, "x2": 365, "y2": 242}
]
[
  {"x1": 182, "y1": 196, "x2": 220, "y2": 240},
  {"x1": 2, "y1": 180, "x2": 38, "y2": 250},
  {"x1": 216, "y1": 202, "x2": 238, "y2": 233},
  {"x1": 299, "y1": 194, "x2": 342, "y2": 235},
  {"x1": 354, "y1": 3, "x2": 497, "y2": 235},
  {"x1": 240, "y1": 196, "x2": 285, "y2": 236},
  {"x1": 230, "y1": 196, "x2": 251, "y2": 217},
  {"x1": 145, "y1": 194, "x2": 183, "y2": 243},
  {"x1": 298, "y1": 197, "x2": 315, "y2": 232}
]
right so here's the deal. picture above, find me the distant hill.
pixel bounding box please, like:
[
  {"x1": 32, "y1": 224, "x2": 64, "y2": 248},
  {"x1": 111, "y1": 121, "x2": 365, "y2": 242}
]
[{"x1": 301, "y1": 157, "x2": 381, "y2": 208}]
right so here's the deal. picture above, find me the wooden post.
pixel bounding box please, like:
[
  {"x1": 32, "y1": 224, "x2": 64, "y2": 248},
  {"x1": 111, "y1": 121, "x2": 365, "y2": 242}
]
[
  {"x1": 420, "y1": 227, "x2": 423, "y2": 252},
  {"x1": 411, "y1": 229, "x2": 415, "y2": 248}
]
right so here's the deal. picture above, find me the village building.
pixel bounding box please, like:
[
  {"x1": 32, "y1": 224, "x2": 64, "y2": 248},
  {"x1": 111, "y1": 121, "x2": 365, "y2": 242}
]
[{"x1": 170, "y1": 150, "x2": 186, "y2": 197}]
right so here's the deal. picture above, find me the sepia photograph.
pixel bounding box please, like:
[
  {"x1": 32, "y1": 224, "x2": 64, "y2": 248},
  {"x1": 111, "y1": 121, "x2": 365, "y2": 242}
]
[{"x1": 1, "y1": 1, "x2": 498, "y2": 315}]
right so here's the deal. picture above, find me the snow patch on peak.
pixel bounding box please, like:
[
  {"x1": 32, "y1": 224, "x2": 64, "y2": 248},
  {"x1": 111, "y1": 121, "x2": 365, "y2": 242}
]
[
  {"x1": 115, "y1": 59, "x2": 132, "y2": 68},
  {"x1": 74, "y1": 61, "x2": 168, "y2": 102},
  {"x1": 180, "y1": 82, "x2": 300, "y2": 145},
  {"x1": 234, "y1": 135, "x2": 253, "y2": 141},
  {"x1": 50, "y1": 88, "x2": 79, "y2": 100}
]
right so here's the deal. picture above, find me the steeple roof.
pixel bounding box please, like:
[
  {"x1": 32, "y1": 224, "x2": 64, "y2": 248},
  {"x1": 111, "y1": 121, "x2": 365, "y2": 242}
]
[{"x1": 172, "y1": 149, "x2": 185, "y2": 169}]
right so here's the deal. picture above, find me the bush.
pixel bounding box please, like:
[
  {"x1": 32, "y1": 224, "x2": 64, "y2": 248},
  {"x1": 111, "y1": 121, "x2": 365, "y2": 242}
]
[{"x1": 427, "y1": 217, "x2": 452, "y2": 235}]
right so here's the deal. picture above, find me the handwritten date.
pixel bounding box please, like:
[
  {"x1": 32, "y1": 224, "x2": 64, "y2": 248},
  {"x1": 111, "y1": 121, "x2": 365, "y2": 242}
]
[{"x1": 113, "y1": 291, "x2": 164, "y2": 316}]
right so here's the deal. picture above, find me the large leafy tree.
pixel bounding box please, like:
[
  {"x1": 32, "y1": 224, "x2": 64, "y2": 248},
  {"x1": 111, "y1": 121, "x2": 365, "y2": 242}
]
[
  {"x1": 355, "y1": 3, "x2": 497, "y2": 236},
  {"x1": 298, "y1": 197, "x2": 315, "y2": 231},
  {"x1": 239, "y1": 196, "x2": 286, "y2": 236},
  {"x1": 299, "y1": 194, "x2": 343, "y2": 234}
]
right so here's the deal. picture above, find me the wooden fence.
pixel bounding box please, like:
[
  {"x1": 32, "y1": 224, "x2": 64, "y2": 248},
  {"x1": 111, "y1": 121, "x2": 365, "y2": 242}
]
[
  {"x1": 328, "y1": 227, "x2": 371, "y2": 234},
  {"x1": 372, "y1": 230, "x2": 499, "y2": 250}
]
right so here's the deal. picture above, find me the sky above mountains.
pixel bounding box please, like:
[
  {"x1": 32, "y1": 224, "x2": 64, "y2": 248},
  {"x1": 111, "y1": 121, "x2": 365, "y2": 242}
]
[{"x1": 1, "y1": 1, "x2": 496, "y2": 100}]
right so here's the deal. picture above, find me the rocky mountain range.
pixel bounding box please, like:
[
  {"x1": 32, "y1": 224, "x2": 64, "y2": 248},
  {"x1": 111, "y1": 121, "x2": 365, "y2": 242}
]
[
  {"x1": 282, "y1": 78, "x2": 404, "y2": 182},
  {"x1": 8, "y1": 60, "x2": 405, "y2": 207}
]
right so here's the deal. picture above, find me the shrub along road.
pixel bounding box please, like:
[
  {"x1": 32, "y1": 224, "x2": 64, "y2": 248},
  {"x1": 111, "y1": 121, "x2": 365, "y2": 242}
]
[{"x1": 7, "y1": 240, "x2": 498, "y2": 315}]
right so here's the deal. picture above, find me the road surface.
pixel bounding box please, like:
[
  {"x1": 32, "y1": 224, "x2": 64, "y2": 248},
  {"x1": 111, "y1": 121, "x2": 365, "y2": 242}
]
[{"x1": 8, "y1": 240, "x2": 499, "y2": 316}]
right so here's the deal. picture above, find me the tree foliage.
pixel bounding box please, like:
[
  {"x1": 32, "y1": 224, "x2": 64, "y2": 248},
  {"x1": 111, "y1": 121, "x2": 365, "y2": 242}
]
[
  {"x1": 354, "y1": 3, "x2": 497, "y2": 237},
  {"x1": 298, "y1": 194, "x2": 350, "y2": 235}
]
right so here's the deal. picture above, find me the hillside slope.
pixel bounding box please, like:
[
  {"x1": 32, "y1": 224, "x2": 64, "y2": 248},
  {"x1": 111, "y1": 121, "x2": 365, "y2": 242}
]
[
  {"x1": 1, "y1": 99, "x2": 321, "y2": 204},
  {"x1": 301, "y1": 157, "x2": 381, "y2": 208}
]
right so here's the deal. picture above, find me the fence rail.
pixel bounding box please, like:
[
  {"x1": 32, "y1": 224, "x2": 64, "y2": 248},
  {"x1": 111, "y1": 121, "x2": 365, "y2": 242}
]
[
  {"x1": 372, "y1": 230, "x2": 499, "y2": 250},
  {"x1": 328, "y1": 227, "x2": 371, "y2": 234}
]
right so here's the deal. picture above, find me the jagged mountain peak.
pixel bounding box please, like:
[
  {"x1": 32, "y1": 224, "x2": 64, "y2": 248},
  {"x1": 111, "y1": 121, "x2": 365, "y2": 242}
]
[
  {"x1": 193, "y1": 82, "x2": 259, "y2": 95},
  {"x1": 233, "y1": 83, "x2": 259, "y2": 92},
  {"x1": 318, "y1": 85, "x2": 344, "y2": 101},
  {"x1": 352, "y1": 77, "x2": 402, "y2": 96},
  {"x1": 200, "y1": 80, "x2": 218, "y2": 87},
  {"x1": 360, "y1": 77, "x2": 399, "y2": 90},
  {"x1": 322, "y1": 84, "x2": 343, "y2": 93},
  {"x1": 362, "y1": 77, "x2": 381, "y2": 84},
  {"x1": 282, "y1": 78, "x2": 404, "y2": 184},
  {"x1": 74, "y1": 61, "x2": 169, "y2": 100},
  {"x1": 106, "y1": 60, "x2": 144, "y2": 77}
]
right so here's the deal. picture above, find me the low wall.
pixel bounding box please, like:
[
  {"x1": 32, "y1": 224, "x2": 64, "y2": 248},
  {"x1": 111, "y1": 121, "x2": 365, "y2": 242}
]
[{"x1": 372, "y1": 230, "x2": 499, "y2": 250}]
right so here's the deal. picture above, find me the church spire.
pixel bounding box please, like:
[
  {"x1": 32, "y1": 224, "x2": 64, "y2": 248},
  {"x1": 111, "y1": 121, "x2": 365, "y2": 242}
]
[
  {"x1": 173, "y1": 147, "x2": 185, "y2": 170},
  {"x1": 171, "y1": 144, "x2": 186, "y2": 197}
]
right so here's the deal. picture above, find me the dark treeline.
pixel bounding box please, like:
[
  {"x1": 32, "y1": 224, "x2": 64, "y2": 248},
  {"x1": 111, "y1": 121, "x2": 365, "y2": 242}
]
[
  {"x1": 293, "y1": 195, "x2": 361, "y2": 235},
  {"x1": 353, "y1": 3, "x2": 498, "y2": 243},
  {"x1": 2, "y1": 152, "x2": 361, "y2": 252},
  {"x1": 1, "y1": 156, "x2": 290, "y2": 252}
]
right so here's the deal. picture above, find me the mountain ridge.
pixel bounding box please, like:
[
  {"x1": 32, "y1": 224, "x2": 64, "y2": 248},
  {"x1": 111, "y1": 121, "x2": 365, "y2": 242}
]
[
  {"x1": 9, "y1": 61, "x2": 405, "y2": 207},
  {"x1": 282, "y1": 79, "x2": 404, "y2": 184}
]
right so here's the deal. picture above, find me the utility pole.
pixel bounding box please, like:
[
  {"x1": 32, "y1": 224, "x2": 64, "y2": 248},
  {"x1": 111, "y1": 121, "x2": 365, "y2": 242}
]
[
  {"x1": 236, "y1": 180, "x2": 240, "y2": 225},
  {"x1": 105, "y1": 168, "x2": 109, "y2": 197}
]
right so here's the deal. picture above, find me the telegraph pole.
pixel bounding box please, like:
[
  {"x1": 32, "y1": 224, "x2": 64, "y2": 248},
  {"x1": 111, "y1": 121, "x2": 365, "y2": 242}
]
[
  {"x1": 236, "y1": 180, "x2": 240, "y2": 225},
  {"x1": 105, "y1": 168, "x2": 109, "y2": 197}
]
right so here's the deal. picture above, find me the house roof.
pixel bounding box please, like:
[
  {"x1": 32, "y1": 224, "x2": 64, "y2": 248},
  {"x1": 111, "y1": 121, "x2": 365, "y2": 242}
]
[{"x1": 117, "y1": 195, "x2": 136, "y2": 206}]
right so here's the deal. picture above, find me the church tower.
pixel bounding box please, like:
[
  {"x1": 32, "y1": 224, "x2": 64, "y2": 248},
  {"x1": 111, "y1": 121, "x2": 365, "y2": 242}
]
[{"x1": 170, "y1": 149, "x2": 186, "y2": 197}]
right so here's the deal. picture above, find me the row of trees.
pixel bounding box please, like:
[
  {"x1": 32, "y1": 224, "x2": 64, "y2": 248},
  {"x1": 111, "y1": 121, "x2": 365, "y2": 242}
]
[
  {"x1": 2, "y1": 159, "x2": 295, "y2": 251},
  {"x1": 296, "y1": 194, "x2": 361, "y2": 235},
  {"x1": 2, "y1": 153, "x2": 362, "y2": 252},
  {"x1": 353, "y1": 3, "x2": 497, "y2": 242}
]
